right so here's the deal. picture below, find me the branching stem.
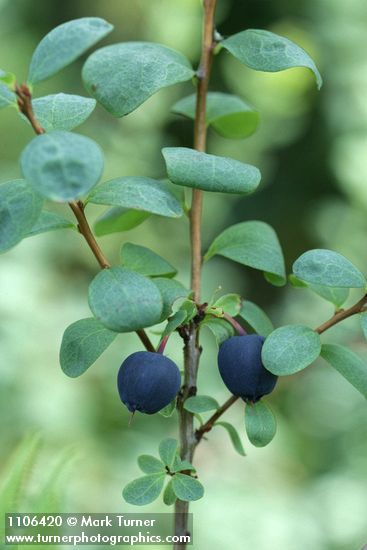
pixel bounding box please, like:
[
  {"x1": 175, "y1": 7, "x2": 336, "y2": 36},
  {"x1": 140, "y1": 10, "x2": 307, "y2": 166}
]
[{"x1": 15, "y1": 83, "x2": 155, "y2": 353}]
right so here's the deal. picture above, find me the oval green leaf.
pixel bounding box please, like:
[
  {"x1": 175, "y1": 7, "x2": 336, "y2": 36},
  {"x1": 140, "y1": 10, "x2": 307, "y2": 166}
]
[
  {"x1": 87, "y1": 177, "x2": 183, "y2": 218},
  {"x1": 162, "y1": 147, "x2": 260, "y2": 195},
  {"x1": 172, "y1": 92, "x2": 259, "y2": 139},
  {"x1": 158, "y1": 399, "x2": 177, "y2": 418},
  {"x1": 0, "y1": 81, "x2": 16, "y2": 109},
  {"x1": 293, "y1": 249, "x2": 366, "y2": 289},
  {"x1": 123, "y1": 473, "x2": 165, "y2": 506},
  {"x1": 28, "y1": 210, "x2": 75, "y2": 237},
  {"x1": 153, "y1": 278, "x2": 190, "y2": 322},
  {"x1": 211, "y1": 294, "x2": 242, "y2": 317},
  {"x1": 28, "y1": 94, "x2": 96, "y2": 132},
  {"x1": 245, "y1": 401, "x2": 277, "y2": 447},
  {"x1": 59, "y1": 317, "x2": 117, "y2": 378},
  {"x1": 83, "y1": 42, "x2": 194, "y2": 117},
  {"x1": 222, "y1": 29, "x2": 322, "y2": 89},
  {"x1": 0, "y1": 179, "x2": 43, "y2": 253},
  {"x1": 21, "y1": 131, "x2": 104, "y2": 202},
  {"x1": 137, "y1": 455, "x2": 165, "y2": 475},
  {"x1": 121, "y1": 243, "x2": 177, "y2": 278},
  {"x1": 94, "y1": 207, "x2": 150, "y2": 237},
  {"x1": 239, "y1": 300, "x2": 274, "y2": 337},
  {"x1": 262, "y1": 325, "x2": 321, "y2": 375},
  {"x1": 88, "y1": 267, "x2": 163, "y2": 332},
  {"x1": 28, "y1": 18, "x2": 113, "y2": 84},
  {"x1": 171, "y1": 474, "x2": 204, "y2": 502},
  {"x1": 215, "y1": 422, "x2": 246, "y2": 456},
  {"x1": 201, "y1": 317, "x2": 235, "y2": 346},
  {"x1": 183, "y1": 395, "x2": 219, "y2": 414},
  {"x1": 204, "y1": 221, "x2": 286, "y2": 286},
  {"x1": 321, "y1": 344, "x2": 367, "y2": 399},
  {"x1": 361, "y1": 313, "x2": 367, "y2": 341},
  {"x1": 158, "y1": 438, "x2": 178, "y2": 469},
  {"x1": 163, "y1": 480, "x2": 177, "y2": 506}
]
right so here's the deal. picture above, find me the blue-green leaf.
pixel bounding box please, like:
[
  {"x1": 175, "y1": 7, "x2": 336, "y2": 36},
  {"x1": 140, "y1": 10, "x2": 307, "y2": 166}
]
[
  {"x1": 153, "y1": 278, "x2": 190, "y2": 322},
  {"x1": 123, "y1": 473, "x2": 165, "y2": 506},
  {"x1": 163, "y1": 480, "x2": 176, "y2": 506},
  {"x1": 28, "y1": 18, "x2": 113, "y2": 84},
  {"x1": 320, "y1": 344, "x2": 367, "y2": 399},
  {"x1": 159, "y1": 439, "x2": 178, "y2": 469},
  {"x1": 204, "y1": 221, "x2": 286, "y2": 286},
  {"x1": 161, "y1": 310, "x2": 187, "y2": 340},
  {"x1": 211, "y1": 294, "x2": 242, "y2": 317},
  {"x1": 215, "y1": 422, "x2": 246, "y2": 456},
  {"x1": 201, "y1": 317, "x2": 235, "y2": 346},
  {"x1": 172, "y1": 92, "x2": 259, "y2": 139},
  {"x1": 222, "y1": 29, "x2": 322, "y2": 89},
  {"x1": 262, "y1": 325, "x2": 321, "y2": 375},
  {"x1": 121, "y1": 243, "x2": 177, "y2": 278},
  {"x1": 162, "y1": 147, "x2": 260, "y2": 194},
  {"x1": 94, "y1": 207, "x2": 150, "y2": 237},
  {"x1": 361, "y1": 313, "x2": 367, "y2": 341},
  {"x1": 293, "y1": 249, "x2": 366, "y2": 289},
  {"x1": 27, "y1": 210, "x2": 75, "y2": 237},
  {"x1": 28, "y1": 94, "x2": 96, "y2": 131},
  {"x1": 239, "y1": 300, "x2": 274, "y2": 337},
  {"x1": 87, "y1": 177, "x2": 183, "y2": 218},
  {"x1": 171, "y1": 474, "x2": 204, "y2": 502},
  {"x1": 137, "y1": 455, "x2": 166, "y2": 475},
  {"x1": 83, "y1": 42, "x2": 194, "y2": 117},
  {"x1": 59, "y1": 317, "x2": 117, "y2": 378},
  {"x1": 171, "y1": 458, "x2": 196, "y2": 474},
  {"x1": 88, "y1": 267, "x2": 163, "y2": 332},
  {"x1": 21, "y1": 131, "x2": 104, "y2": 202},
  {"x1": 0, "y1": 81, "x2": 16, "y2": 109},
  {"x1": 245, "y1": 401, "x2": 277, "y2": 447},
  {"x1": 183, "y1": 395, "x2": 219, "y2": 414},
  {"x1": 0, "y1": 179, "x2": 43, "y2": 253}
]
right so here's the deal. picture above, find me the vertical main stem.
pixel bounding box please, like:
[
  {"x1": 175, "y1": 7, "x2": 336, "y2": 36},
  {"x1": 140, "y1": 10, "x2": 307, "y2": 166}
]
[{"x1": 174, "y1": 1, "x2": 217, "y2": 548}]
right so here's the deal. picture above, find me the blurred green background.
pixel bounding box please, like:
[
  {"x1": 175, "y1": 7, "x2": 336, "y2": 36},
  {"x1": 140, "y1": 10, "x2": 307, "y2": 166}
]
[{"x1": 1, "y1": 0, "x2": 367, "y2": 549}]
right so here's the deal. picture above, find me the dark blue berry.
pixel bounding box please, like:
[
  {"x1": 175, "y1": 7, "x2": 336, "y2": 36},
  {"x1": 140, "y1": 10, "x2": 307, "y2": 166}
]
[
  {"x1": 117, "y1": 351, "x2": 181, "y2": 414},
  {"x1": 218, "y1": 335, "x2": 277, "y2": 402}
]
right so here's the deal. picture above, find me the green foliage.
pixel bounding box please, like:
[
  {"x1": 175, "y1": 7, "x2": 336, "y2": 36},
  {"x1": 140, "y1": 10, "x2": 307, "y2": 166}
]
[
  {"x1": 123, "y1": 473, "x2": 166, "y2": 506},
  {"x1": 158, "y1": 399, "x2": 177, "y2": 418},
  {"x1": 209, "y1": 293, "x2": 242, "y2": 317},
  {"x1": 361, "y1": 313, "x2": 367, "y2": 340},
  {"x1": 171, "y1": 457, "x2": 196, "y2": 474},
  {"x1": 0, "y1": 179, "x2": 43, "y2": 253},
  {"x1": 94, "y1": 207, "x2": 150, "y2": 236},
  {"x1": 183, "y1": 395, "x2": 219, "y2": 413},
  {"x1": 153, "y1": 278, "x2": 190, "y2": 321},
  {"x1": 320, "y1": 344, "x2": 367, "y2": 399},
  {"x1": 159, "y1": 439, "x2": 178, "y2": 469},
  {"x1": 21, "y1": 131, "x2": 104, "y2": 202},
  {"x1": 290, "y1": 275, "x2": 350, "y2": 308},
  {"x1": 137, "y1": 455, "x2": 166, "y2": 474},
  {"x1": 171, "y1": 473, "x2": 204, "y2": 502},
  {"x1": 0, "y1": 81, "x2": 15, "y2": 109},
  {"x1": 87, "y1": 177, "x2": 183, "y2": 218},
  {"x1": 121, "y1": 243, "x2": 177, "y2": 278},
  {"x1": 293, "y1": 249, "x2": 366, "y2": 288},
  {"x1": 162, "y1": 147, "x2": 260, "y2": 194},
  {"x1": 245, "y1": 401, "x2": 277, "y2": 447},
  {"x1": 83, "y1": 42, "x2": 194, "y2": 117},
  {"x1": 28, "y1": 211, "x2": 75, "y2": 237},
  {"x1": 215, "y1": 422, "x2": 246, "y2": 456},
  {"x1": 59, "y1": 318, "x2": 117, "y2": 378},
  {"x1": 172, "y1": 92, "x2": 259, "y2": 139},
  {"x1": 161, "y1": 310, "x2": 187, "y2": 339},
  {"x1": 239, "y1": 300, "x2": 274, "y2": 337},
  {"x1": 88, "y1": 267, "x2": 163, "y2": 332},
  {"x1": 28, "y1": 17, "x2": 113, "y2": 84},
  {"x1": 204, "y1": 221, "x2": 286, "y2": 286},
  {"x1": 262, "y1": 325, "x2": 321, "y2": 375},
  {"x1": 27, "y1": 94, "x2": 96, "y2": 131},
  {"x1": 0, "y1": 68, "x2": 16, "y2": 87},
  {"x1": 222, "y1": 29, "x2": 322, "y2": 89},
  {"x1": 163, "y1": 480, "x2": 176, "y2": 506},
  {"x1": 201, "y1": 317, "x2": 235, "y2": 345}
]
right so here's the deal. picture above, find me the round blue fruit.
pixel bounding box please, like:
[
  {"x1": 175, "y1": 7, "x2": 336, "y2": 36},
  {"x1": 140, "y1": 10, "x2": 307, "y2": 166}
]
[
  {"x1": 117, "y1": 351, "x2": 181, "y2": 414},
  {"x1": 218, "y1": 334, "x2": 277, "y2": 402}
]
